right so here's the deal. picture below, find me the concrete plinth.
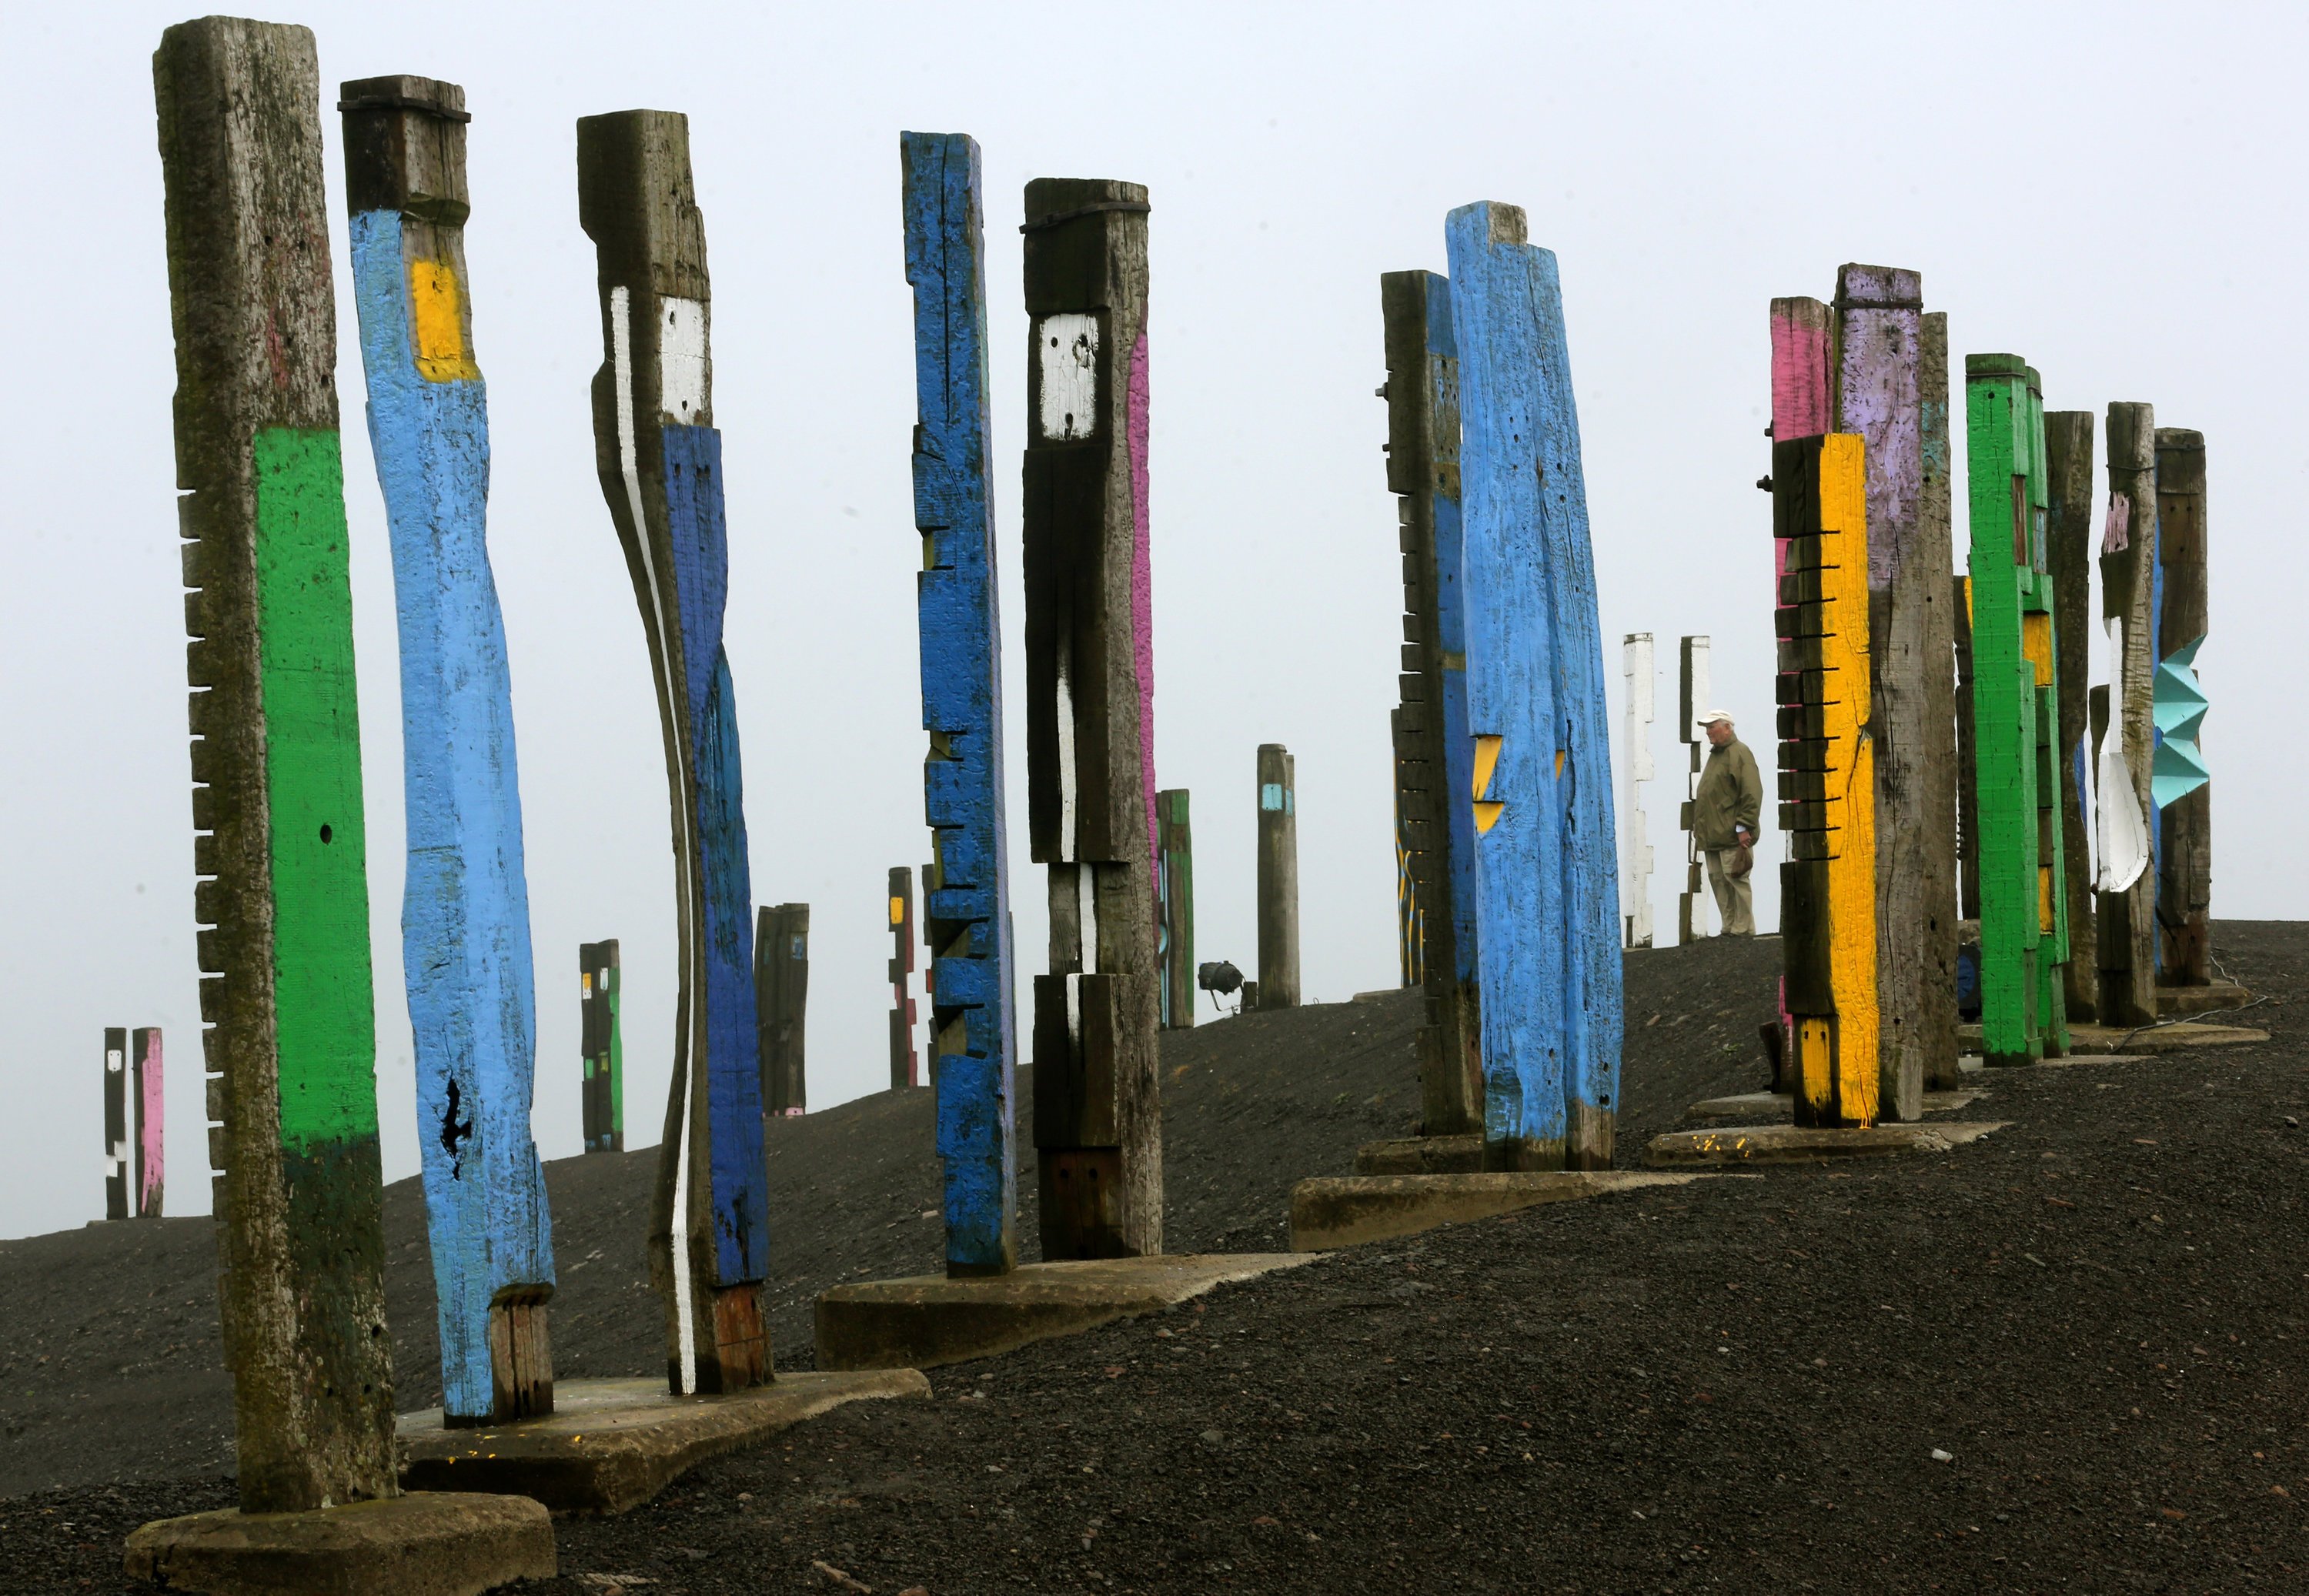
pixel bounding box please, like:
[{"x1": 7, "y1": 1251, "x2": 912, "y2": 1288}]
[
  {"x1": 124, "y1": 1491, "x2": 552, "y2": 1595},
  {"x1": 1684, "y1": 1089, "x2": 1983, "y2": 1120},
  {"x1": 1959, "y1": 1021, "x2": 2267, "y2": 1055},
  {"x1": 816, "y1": 1254, "x2": 1315, "y2": 1371},
  {"x1": 1353, "y1": 1134, "x2": 1483, "y2": 1175},
  {"x1": 2157, "y1": 981, "x2": 2252, "y2": 1017},
  {"x1": 396, "y1": 1371, "x2": 928, "y2": 1514},
  {"x1": 1291, "y1": 1170, "x2": 1715, "y2": 1250},
  {"x1": 1644, "y1": 1120, "x2": 2007, "y2": 1167}
]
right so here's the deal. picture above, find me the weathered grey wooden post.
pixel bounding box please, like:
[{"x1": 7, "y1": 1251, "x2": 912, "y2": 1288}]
[
  {"x1": 1446, "y1": 201, "x2": 1622, "y2": 1170},
  {"x1": 104, "y1": 1028, "x2": 130, "y2": 1220},
  {"x1": 904, "y1": 132, "x2": 1017, "y2": 1270},
  {"x1": 1918, "y1": 312, "x2": 1967, "y2": 1089},
  {"x1": 2097, "y1": 402, "x2": 2159, "y2": 1027},
  {"x1": 1023, "y1": 176, "x2": 1163, "y2": 1258},
  {"x1": 344, "y1": 71, "x2": 556, "y2": 1427},
  {"x1": 133, "y1": 1027, "x2": 165, "y2": 1217},
  {"x1": 580, "y1": 940, "x2": 623, "y2": 1151},
  {"x1": 580, "y1": 108, "x2": 770, "y2": 1395},
  {"x1": 1158, "y1": 790, "x2": 1195, "y2": 1028},
  {"x1": 2044, "y1": 412, "x2": 2100, "y2": 1022},
  {"x1": 155, "y1": 13, "x2": 397, "y2": 1507},
  {"x1": 754, "y1": 904, "x2": 808, "y2": 1117},
  {"x1": 1381, "y1": 269, "x2": 1480, "y2": 1134},
  {"x1": 2153, "y1": 428, "x2": 2212, "y2": 987},
  {"x1": 888, "y1": 866, "x2": 918, "y2": 1090},
  {"x1": 1621, "y1": 633, "x2": 1655, "y2": 950},
  {"x1": 1830, "y1": 264, "x2": 1953, "y2": 1120},
  {"x1": 1255, "y1": 744, "x2": 1301, "y2": 1010},
  {"x1": 1676, "y1": 636, "x2": 1711, "y2": 941}
]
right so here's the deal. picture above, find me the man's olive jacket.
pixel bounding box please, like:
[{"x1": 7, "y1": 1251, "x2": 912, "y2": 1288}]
[{"x1": 1692, "y1": 736, "x2": 1762, "y2": 850}]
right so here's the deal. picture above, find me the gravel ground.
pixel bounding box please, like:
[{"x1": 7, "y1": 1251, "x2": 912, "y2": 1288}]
[{"x1": 7, "y1": 923, "x2": 2300, "y2": 1592}]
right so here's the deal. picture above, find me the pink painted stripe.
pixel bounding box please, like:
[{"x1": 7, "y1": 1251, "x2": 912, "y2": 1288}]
[
  {"x1": 1769, "y1": 300, "x2": 1831, "y2": 437},
  {"x1": 1128, "y1": 330, "x2": 1158, "y2": 878},
  {"x1": 136, "y1": 1030, "x2": 163, "y2": 1217}
]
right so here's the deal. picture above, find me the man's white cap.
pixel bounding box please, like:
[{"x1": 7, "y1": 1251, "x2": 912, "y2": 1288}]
[{"x1": 1696, "y1": 708, "x2": 1734, "y2": 726}]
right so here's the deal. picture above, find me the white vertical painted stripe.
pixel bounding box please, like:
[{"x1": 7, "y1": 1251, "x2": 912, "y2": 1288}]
[
  {"x1": 1054, "y1": 633, "x2": 1078, "y2": 863},
  {"x1": 1078, "y1": 863, "x2": 1098, "y2": 975},
  {"x1": 659, "y1": 297, "x2": 708, "y2": 424},
  {"x1": 1037, "y1": 313, "x2": 1098, "y2": 441},
  {"x1": 615, "y1": 284, "x2": 699, "y2": 1395}
]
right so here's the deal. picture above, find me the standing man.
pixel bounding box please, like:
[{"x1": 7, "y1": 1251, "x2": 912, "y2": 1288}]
[{"x1": 1692, "y1": 710, "x2": 1761, "y2": 937}]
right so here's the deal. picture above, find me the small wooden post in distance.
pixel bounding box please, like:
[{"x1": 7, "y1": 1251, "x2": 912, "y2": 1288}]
[
  {"x1": 754, "y1": 904, "x2": 808, "y2": 1117},
  {"x1": 1255, "y1": 744, "x2": 1301, "y2": 1010},
  {"x1": 889, "y1": 867, "x2": 918, "y2": 1090},
  {"x1": 104, "y1": 1027, "x2": 130, "y2": 1221},
  {"x1": 133, "y1": 1027, "x2": 164, "y2": 1217},
  {"x1": 580, "y1": 940, "x2": 623, "y2": 1151},
  {"x1": 1158, "y1": 790, "x2": 1194, "y2": 1028}
]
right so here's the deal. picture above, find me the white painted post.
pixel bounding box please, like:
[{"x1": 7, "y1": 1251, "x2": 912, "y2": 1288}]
[{"x1": 1621, "y1": 633, "x2": 1656, "y2": 947}]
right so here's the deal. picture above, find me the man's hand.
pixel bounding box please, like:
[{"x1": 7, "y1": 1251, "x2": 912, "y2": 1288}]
[{"x1": 1735, "y1": 826, "x2": 1754, "y2": 846}]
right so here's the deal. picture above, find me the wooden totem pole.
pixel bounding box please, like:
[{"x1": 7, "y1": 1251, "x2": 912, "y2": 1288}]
[
  {"x1": 1381, "y1": 269, "x2": 1481, "y2": 1133},
  {"x1": 1255, "y1": 745, "x2": 1301, "y2": 1009},
  {"x1": 1964, "y1": 355, "x2": 2070, "y2": 1067},
  {"x1": 104, "y1": 1027, "x2": 131, "y2": 1220},
  {"x1": 903, "y1": 131, "x2": 1017, "y2": 1274},
  {"x1": 580, "y1": 109, "x2": 770, "y2": 1394},
  {"x1": 1829, "y1": 265, "x2": 1955, "y2": 1118},
  {"x1": 2043, "y1": 412, "x2": 2100, "y2": 1022},
  {"x1": 156, "y1": 14, "x2": 398, "y2": 1508},
  {"x1": 1157, "y1": 789, "x2": 1195, "y2": 1029},
  {"x1": 1445, "y1": 202, "x2": 1621, "y2": 1170},
  {"x1": 888, "y1": 866, "x2": 919, "y2": 1090},
  {"x1": 2153, "y1": 428, "x2": 2212, "y2": 987},
  {"x1": 2096, "y1": 402, "x2": 2158, "y2": 1027},
  {"x1": 754, "y1": 904, "x2": 808, "y2": 1117},
  {"x1": 1621, "y1": 633, "x2": 1656, "y2": 950},
  {"x1": 344, "y1": 72, "x2": 556, "y2": 1427},
  {"x1": 134, "y1": 1027, "x2": 165, "y2": 1217},
  {"x1": 1023, "y1": 175, "x2": 1163, "y2": 1257},
  {"x1": 1677, "y1": 636, "x2": 1712, "y2": 940},
  {"x1": 580, "y1": 940, "x2": 623, "y2": 1151}
]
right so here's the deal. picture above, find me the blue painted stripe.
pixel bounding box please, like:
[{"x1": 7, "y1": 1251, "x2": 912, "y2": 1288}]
[
  {"x1": 663, "y1": 422, "x2": 770, "y2": 1284},
  {"x1": 904, "y1": 131, "x2": 1015, "y2": 1274},
  {"x1": 348, "y1": 209, "x2": 553, "y2": 1420}
]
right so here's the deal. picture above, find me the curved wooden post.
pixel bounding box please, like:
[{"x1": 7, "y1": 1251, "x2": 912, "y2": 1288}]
[
  {"x1": 155, "y1": 15, "x2": 396, "y2": 1511},
  {"x1": 1023, "y1": 176, "x2": 1162, "y2": 1257},
  {"x1": 343, "y1": 72, "x2": 556, "y2": 1427},
  {"x1": 1445, "y1": 202, "x2": 1622, "y2": 1171},
  {"x1": 579, "y1": 109, "x2": 769, "y2": 1394}
]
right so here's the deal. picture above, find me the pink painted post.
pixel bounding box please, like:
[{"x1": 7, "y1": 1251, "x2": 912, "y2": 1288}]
[
  {"x1": 1769, "y1": 300, "x2": 1830, "y2": 1034},
  {"x1": 132, "y1": 1027, "x2": 163, "y2": 1217}
]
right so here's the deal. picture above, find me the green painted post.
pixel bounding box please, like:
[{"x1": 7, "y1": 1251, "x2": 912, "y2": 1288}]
[{"x1": 580, "y1": 940, "x2": 623, "y2": 1151}]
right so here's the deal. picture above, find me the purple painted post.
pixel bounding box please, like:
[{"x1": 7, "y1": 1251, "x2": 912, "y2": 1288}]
[{"x1": 133, "y1": 1027, "x2": 164, "y2": 1217}]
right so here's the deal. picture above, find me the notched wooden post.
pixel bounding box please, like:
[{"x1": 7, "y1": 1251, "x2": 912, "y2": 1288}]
[
  {"x1": 1677, "y1": 636, "x2": 1711, "y2": 941},
  {"x1": 1022, "y1": 175, "x2": 1162, "y2": 1258},
  {"x1": 580, "y1": 939, "x2": 623, "y2": 1151},
  {"x1": 343, "y1": 72, "x2": 556, "y2": 1427},
  {"x1": 1621, "y1": 633, "x2": 1656, "y2": 949},
  {"x1": 579, "y1": 108, "x2": 770, "y2": 1394},
  {"x1": 1445, "y1": 201, "x2": 1622, "y2": 1173},
  {"x1": 155, "y1": 13, "x2": 397, "y2": 1511}
]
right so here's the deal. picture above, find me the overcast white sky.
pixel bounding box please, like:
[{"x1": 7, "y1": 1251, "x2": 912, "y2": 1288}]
[{"x1": 2, "y1": 2, "x2": 2299, "y2": 1239}]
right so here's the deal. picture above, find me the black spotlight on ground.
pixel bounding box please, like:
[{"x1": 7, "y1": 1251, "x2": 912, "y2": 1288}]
[{"x1": 1198, "y1": 960, "x2": 1244, "y2": 1015}]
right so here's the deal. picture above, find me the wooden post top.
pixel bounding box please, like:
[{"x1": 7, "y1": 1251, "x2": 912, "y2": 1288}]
[
  {"x1": 577, "y1": 110, "x2": 710, "y2": 306},
  {"x1": 339, "y1": 75, "x2": 469, "y2": 222}
]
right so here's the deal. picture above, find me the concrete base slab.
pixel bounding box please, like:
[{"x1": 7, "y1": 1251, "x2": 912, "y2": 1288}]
[
  {"x1": 1354, "y1": 1134, "x2": 1483, "y2": 1175},
  {"x1": 2157, "y1": 981, "x2": 2253, "y2": 1017},
  {"x1": 816, "y1": 1254, "x2": 1315, "y2": 1372},
  {"x1": 396, "y1": 1371, "x2": 928, "y2": 1514},
  {"x1": 124, "y1": 1491, "x2": 552, "y2": 1595},
  {"x1": 1960, "y1": 1022, "x2": 2268, "y2": 1056},
  {"x1": 1643, "y1": 1121, "x2": 2009, "y2": 1167},
  {"x1": 1291, "y1": 1170, "x2": 1716, "y2": 1250},
  {"x1": 1684, "y1": 1090, "x2": 1983, "y2": 1120}
]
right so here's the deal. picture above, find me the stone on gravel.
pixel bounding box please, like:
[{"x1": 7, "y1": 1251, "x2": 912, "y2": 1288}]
[
  {"x1": 1290, "y1": 1170, "x2": 1717, "y2": 1249},
  {"x1": 1642, "y1": 1121, "x2": 2009, "y2": 1165},
  {"x1": 121, "y1": 1490, "x2": 553, "y2": 1595}
]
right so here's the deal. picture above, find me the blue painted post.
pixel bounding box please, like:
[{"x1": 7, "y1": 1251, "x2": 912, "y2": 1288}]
[
  {"x1": 903, "y1": 132, "x2": 1016, "y2": 1277},
  {"x1": 579, "y1": 110, "x2": 770, "y2": 1394},
  {"x1": 1444, "y1": 202, "x2": 1624, "y2": 1170},
  {"x1": 342, "y1": 76, "x2": 555, "y2": 1424}
]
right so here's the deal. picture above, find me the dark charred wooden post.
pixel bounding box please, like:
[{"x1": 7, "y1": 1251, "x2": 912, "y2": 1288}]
[
  {"x1": 155, "y1": 15, "x2": 399, "y2": 1509},
  {"x1": 754, "y1": 904, "x2": 808, "y2": 1117},
  {"x1": 1158, "y1": 790, "x2": 1195, "y2": 1029},
  {"x1": 1621, "y1": 634, "x2": 1656, "y2": 948},
  {"x1": 580, "y1": 108, "x2": 770, "y2": 1395},
  {"x1": 1380, "y1": 269, "x2": 1481, "y2": 1132},
  {"x1": 889, "y1": 866, "x2": 918, "y2": 1090},
  {"x1": 104, "y1": 1027, "x2": 130, "y2": 1220},
  {"x1": 1676, "y1": 636, "x2": 1711, "y2": 940},
  {"x1": 1952, "y1": 573, "x2": 1980, "y2": 923},
  {"x1": 2044, "y1": 412, "x2": 2100, "y2": 1021},
  {"x1": 1447, "y1": 202, "x2": 1622, "y2": 1171},
  {"x1": 1831, "y1": 265, "x2": 1953, "y2": 1120},
  {"x1": 2097, "y1": 402, "x2": 2159, "y2": 1027},
  {"x1": 2153, "y1": 428, "x2": 2212, "y2": 987},
  {"x1": 1255, "y1": 745, "x2": 1302, "y2": 1010},
  {"x1": 133, "y1": 1027, "x2": 165, "y2": 1217},
  {"x1": 343, "y1": 72, "x2": 556, "y2": 1428},
  {"x1": 1023, "y1": 176, "x2": 1163, "y2": 1258},
  {"x1": 580, "y1": 940, "x2": 623, "y2": 1151}
]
